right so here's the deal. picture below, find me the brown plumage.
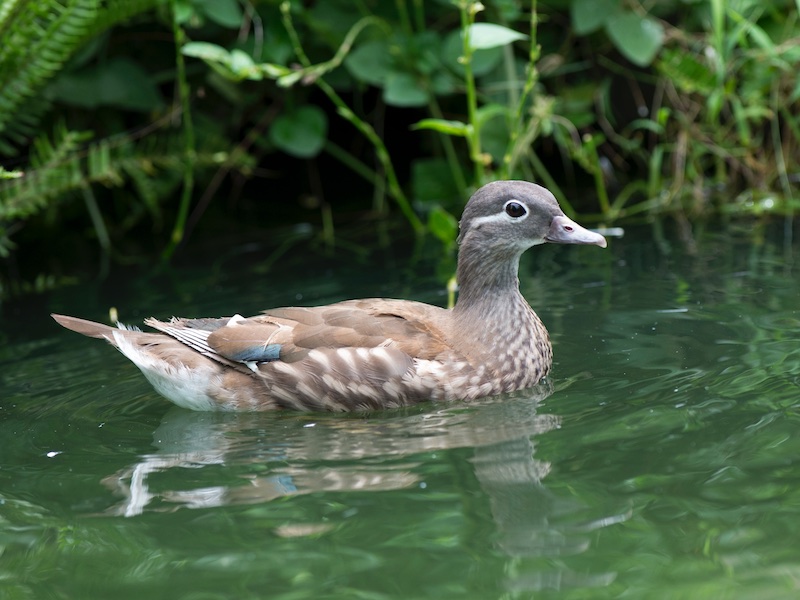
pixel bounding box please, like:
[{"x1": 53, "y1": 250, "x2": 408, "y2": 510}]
[{"x1": 52, "y1": 180, "x2": 606, "y2": 411}]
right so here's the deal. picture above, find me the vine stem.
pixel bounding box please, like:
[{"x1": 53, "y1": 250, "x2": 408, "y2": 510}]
[
  {"x1": 280, "y1": 2, "x2": 424, "y2": 234},
  {"x1": 503, "y1": 0, "x2": 540, "y2": 176},
  {"x1": 163, "y1": 0, "x2": 196, "y2": 260},
  {"x1": 458, "y1": 1, "x2": 484, "y2": 183}
]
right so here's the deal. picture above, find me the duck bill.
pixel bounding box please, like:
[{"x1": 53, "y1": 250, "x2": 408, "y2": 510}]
[{"x1": 545, "y1": 215, "x2": 607, "y2": 248}]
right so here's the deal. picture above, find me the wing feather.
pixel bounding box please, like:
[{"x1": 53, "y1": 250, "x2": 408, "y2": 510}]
[{"x1": 146, "y1": 298, "x2": 459, "y2": 370}]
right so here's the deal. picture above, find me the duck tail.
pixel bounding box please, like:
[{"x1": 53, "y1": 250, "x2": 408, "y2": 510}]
[{"x1": 51, "y1": 314, "x2": 131, "y2": 346}]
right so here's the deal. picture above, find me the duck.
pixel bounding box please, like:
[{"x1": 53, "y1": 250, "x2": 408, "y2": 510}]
[{"x1": 52, "y1": 180, "x2": 606, "y2": 412}]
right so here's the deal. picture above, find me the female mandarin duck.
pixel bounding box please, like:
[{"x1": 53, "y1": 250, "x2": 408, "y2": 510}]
[{"x1": 52, "y1": 181, "x2": 606, "y2": 412}]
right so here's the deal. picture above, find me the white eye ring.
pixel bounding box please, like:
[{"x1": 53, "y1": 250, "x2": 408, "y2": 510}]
[{"x1": 504, "y1": 200, "x2": 528, "y2": 220}]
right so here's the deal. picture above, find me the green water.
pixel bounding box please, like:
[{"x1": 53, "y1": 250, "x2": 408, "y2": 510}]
[{"x1": 2, "y1": 222, "x2": 799, "y2": 599}]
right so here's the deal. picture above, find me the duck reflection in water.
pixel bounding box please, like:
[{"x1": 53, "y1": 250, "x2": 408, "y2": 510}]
[
  {"x1": 104, "y1": 386, "x2": 556, "y2": 519},
  {"x1": 102, "y1": 384, "x2": 625, "y2": 589}
]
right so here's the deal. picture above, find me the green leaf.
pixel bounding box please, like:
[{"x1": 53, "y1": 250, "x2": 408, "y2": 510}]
[
  {"x1": 173, "y1": 0, "x2": 195, "y2": 25},
  {"x1": 344, "y1": 39, "x2": 392, "y2": 86},
  {"x1": 475, "y1": 103, "x2": 509, "y2": 127},
  {"x1": 707, "y1": 88, "x2": 724, "y2": 122},
  {"x1": 656, "y1": 47, "x2": 715, "y2": 95},
  {"x1": 730, "y1": 97, "x2": 752, "y2": 146},
  {"x1": 228, "y1": 49, "x2": 256, "y2": 78},
  {"x1": 791, "y1": 77, "x2": 800, "y2": 103},
  {"x1": 269, "y1": 106, "x2": 328, "y2": 158},
  {"x1": 383, "y1": 72, "x2": 429, "y2": 107},
  {"x1": 183, "y1": 43, "x2": 271, "y2": 82},
  {"x1": 411, "y1": 158, "x2": 462, "y2": 205},
  {"x1": 258, "y1": 63, "x2": 292, "y2": 79},
  {"x1": 427, "y1": 206, "x2": 458, "y2": 245},
  {"x1": 442, "y1": 31, "x2": 503, "y2": 77},
  {"x1": 411, "y1": 119, "x2": 471, "y2": 137},
  {"x1": 193, "y1": 0, "x2": 242, "y2": 29},
  {"x1": 571, "y1": 0, "x2": 619, "y2": 35},
  {"x1": 0, "y1": 167, "x2": 23, "y2": 179},
  {"x1": 606, "y1": 12, "x2": 664, "y2": 66},
  {"x1": 181, "y1": 41, "x2": 231, "y2": 63},
  {"x1": 465, "y1": 23, "x2": 528, "y2": 50},
  {"x1": 626, "y1": 118, "x2": 665, "y2": 135}
]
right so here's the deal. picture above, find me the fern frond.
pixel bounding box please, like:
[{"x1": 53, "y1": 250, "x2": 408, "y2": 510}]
[
  {"x1": 0, "y1": 0, "x2": 25, "y2": 40},
  {"x1": 0, "y1": 126, "x2": 90, "y2": 221},
  {"x1": 0, "y1": 0, "x2": 167, "y2": 156},
  {"x1": 0, "y1": 0, "x2": 99, "y2": 154},
  {"x1": 0, "y1": 96, "x2": 52, "y2": 155},
  {"x1": 0, "y1": 125, "x2": 251, "y2": 224}
]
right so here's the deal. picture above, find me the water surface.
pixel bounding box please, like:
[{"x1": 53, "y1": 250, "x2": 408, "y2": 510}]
[{"x1": 1, "y1": 221, "x2": 799, "y2": 599}]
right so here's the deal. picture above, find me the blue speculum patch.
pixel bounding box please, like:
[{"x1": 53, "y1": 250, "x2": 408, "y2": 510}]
[{"x1": 230, "y1": 344, "x2": 282, "y2": 362}]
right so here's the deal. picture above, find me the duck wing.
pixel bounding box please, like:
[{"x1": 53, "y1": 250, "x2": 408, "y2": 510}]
[{"x1": 145, "y1": 298, "x2": 456, "y2": 369}]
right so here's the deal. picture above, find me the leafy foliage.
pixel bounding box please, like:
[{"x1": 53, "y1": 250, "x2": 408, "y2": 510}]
[
  {"x1": 0, "y1": 124, "x2": 239, "y2": 255},
  {"x1": 175, "y1": 0, "x2": 798, "y2": 230},
  {"x1": 0, "y1": 0, "x2": 798, "y2": 297},
  {"x1": 0, "y1": 0, "x2": 249, "y2": 294},
  {"x1": 571, "y1": 0, "x2": 665, "y2": 66}
]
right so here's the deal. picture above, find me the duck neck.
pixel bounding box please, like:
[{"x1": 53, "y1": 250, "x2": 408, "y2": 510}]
[
  {"x1": 453, "y1": 242, "x2": 524, "y2": 317},
  {"x1": 450, "y1": 241, "x2": 549, "y2": 388}
]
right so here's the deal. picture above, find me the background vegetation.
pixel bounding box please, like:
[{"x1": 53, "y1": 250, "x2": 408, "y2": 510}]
[{"x1": 0, "y1": 0, "x2": 798, "y2": 298}]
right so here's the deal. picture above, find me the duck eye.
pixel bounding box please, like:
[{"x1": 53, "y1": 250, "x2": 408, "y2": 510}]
[{"x1": 504, "y1": 201, "x2": 527, "y2": 218}]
